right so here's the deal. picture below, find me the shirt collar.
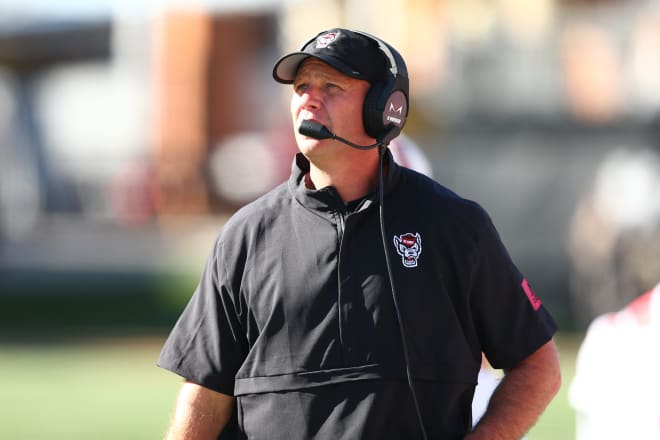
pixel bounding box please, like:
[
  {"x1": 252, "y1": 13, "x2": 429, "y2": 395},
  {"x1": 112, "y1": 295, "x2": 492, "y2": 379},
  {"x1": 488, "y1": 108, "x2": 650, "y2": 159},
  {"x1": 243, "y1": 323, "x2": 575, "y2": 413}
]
[{"x1": 287, "y1": 150, "x2": 401, "y2": 214}]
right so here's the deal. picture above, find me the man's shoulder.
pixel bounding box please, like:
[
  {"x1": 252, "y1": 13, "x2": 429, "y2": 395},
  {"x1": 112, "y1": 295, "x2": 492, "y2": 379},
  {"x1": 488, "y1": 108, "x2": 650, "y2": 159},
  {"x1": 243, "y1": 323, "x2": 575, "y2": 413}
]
[
  {"x1": 219, "y1": 181, "x2": 292, "y2": 236},
  {"x1": 399, "y1": 167, "x2": 489, "y2": 221}
]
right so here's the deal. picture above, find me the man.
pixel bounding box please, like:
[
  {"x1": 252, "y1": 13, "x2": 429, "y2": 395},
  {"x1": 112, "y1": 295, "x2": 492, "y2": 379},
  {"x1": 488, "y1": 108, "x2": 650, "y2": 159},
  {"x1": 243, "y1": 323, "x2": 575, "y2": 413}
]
[{"x1": 158, "y1": 28, "x2": 561, "y2": 439}]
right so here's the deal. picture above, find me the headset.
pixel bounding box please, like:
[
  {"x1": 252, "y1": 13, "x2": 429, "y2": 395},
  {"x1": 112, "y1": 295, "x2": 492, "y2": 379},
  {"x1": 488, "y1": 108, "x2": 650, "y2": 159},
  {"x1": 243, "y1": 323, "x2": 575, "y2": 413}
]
[{"x1": 352, "y1": 30, "x2": 410, "y2": 144}]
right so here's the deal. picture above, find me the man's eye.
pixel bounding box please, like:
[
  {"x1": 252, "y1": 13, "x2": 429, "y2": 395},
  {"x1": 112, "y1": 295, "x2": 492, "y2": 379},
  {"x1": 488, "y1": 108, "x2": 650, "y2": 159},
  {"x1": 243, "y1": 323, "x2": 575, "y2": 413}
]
[{"x1": 295, "y1": 83, "x2": 308, "y2": 93}]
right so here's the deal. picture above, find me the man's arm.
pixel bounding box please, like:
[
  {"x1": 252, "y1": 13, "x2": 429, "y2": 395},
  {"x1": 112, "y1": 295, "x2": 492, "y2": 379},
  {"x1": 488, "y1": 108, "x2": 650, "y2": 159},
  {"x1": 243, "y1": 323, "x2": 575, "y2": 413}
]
[
  {"x1": 466, "y1": 339, "x2": 562, "y2": 440},
  {"x1": 165, "y1": 381, "x2": 235, "y2": 440}
]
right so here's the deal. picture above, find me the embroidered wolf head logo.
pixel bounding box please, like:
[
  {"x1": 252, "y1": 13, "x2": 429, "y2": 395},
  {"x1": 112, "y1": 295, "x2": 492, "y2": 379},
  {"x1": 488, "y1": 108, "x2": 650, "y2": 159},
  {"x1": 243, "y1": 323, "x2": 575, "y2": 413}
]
[
  {"x1": 393, "y1": 232, "x2": 422, "y2": 268},
  {"x1": 316, "y1": 32, "x2": 338, "y2": 48}
]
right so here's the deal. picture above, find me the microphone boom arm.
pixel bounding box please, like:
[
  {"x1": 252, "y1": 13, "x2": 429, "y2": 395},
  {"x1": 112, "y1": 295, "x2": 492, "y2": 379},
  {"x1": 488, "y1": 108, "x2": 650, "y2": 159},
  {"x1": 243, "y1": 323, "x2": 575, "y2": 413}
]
[{"x1": 299, "y1": 120, "x2": 387, "y2": 150}]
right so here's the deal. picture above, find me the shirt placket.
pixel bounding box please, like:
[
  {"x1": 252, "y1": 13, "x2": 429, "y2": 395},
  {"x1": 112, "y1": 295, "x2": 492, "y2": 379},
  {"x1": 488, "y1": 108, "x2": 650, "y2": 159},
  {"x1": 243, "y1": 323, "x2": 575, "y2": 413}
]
[{"x1": 337, "y1": 209, "x2": 365, "y2": 364}]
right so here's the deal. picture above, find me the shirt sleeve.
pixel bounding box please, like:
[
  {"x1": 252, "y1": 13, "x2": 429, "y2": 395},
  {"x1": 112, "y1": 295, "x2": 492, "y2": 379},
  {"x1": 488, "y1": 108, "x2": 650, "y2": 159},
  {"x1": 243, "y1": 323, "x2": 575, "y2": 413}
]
[
  {"x1": 157, "y1": 237, "x2": 248, "y2": 395},
  {"x1": 468, "y1": 209, "x2": 557, "y2": 370}
]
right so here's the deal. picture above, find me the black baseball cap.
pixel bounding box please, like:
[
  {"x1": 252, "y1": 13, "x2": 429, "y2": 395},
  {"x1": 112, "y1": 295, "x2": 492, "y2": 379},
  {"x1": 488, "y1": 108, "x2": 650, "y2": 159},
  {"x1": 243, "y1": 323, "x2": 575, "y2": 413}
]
[{"x1": 272, "y1": 28, "x2": 389, "y2": 84}]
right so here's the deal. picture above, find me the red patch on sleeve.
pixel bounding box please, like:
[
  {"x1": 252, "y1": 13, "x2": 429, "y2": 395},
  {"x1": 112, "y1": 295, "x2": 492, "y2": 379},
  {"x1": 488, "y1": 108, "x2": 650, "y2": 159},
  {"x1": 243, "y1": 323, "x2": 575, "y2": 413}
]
[{"x1": 521, "y1": 278, "x2": 542, "y2": 311}]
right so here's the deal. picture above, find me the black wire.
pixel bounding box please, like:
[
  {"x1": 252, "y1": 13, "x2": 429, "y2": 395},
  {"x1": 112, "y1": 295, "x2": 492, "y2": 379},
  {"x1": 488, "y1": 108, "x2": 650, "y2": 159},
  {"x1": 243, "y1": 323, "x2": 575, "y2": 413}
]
[{"x1": 377, "y1": 144, "x2": 429, "y2": 440}]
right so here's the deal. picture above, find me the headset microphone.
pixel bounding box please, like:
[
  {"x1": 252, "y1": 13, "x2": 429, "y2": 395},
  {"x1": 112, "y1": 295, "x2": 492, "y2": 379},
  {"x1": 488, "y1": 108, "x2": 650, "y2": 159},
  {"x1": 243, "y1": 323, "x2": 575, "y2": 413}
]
[{"x1": 299, "y1": 120, "x2": 380, "y2": 150}]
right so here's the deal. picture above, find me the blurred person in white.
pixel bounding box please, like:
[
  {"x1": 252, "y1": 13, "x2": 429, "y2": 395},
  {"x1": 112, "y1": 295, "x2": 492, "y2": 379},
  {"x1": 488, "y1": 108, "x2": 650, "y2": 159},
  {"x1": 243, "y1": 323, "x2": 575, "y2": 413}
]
[
  {"x1": 388, "y1": 133, "x2": 434, "y2": 178},
  {"x1": 569, "y1": 281, "x2": 660, "y2": 439}
]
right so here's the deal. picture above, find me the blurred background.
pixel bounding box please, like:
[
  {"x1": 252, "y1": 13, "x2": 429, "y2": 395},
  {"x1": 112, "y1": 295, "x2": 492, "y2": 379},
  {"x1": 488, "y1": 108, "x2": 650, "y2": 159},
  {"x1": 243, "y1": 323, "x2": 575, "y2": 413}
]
[{"x1": 0, "y1": 0, "x2": 659, "y2": 438}]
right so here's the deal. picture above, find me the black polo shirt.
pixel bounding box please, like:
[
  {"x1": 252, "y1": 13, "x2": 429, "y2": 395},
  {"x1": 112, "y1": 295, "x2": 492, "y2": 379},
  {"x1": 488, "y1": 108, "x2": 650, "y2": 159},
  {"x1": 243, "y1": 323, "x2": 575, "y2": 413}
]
[{"x1": 158, "y1": 152, "x2": 557, "y2": 439}]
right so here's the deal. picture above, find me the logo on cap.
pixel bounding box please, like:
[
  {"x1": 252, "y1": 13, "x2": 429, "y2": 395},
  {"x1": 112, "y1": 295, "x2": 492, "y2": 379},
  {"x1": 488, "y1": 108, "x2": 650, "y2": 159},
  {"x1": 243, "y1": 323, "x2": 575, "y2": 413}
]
[{"x1": 316, "y1": 32, "x2": 338, "y2": 49}]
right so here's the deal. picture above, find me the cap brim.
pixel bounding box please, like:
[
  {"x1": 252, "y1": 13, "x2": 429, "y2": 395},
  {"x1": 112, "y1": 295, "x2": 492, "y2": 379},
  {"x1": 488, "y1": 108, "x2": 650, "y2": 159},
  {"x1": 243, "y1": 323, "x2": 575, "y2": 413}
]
[
  {"x1": 272, "y1": 52, "x2": 366, "y2": 84},
  {"x1": 272, "y1": 52, "x2": 311, "y2": 84}
]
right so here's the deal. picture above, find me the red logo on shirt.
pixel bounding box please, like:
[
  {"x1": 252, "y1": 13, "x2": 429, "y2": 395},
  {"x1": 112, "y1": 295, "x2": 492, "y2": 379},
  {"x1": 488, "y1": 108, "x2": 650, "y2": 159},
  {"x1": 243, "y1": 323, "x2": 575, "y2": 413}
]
[
  {"x1": 393, "y1": 232, "x2": 422, "y2": 268},
  {"x1": 521, "y1": 278, "x2": 542, "y2": 311}
]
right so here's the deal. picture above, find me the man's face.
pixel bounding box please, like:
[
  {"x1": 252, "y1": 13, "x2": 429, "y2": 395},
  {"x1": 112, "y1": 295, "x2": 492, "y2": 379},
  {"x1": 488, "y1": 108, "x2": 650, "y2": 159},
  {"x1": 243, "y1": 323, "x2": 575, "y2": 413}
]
[{"x1": 291, "y1": 58, "x2": 372, "y2": 161}]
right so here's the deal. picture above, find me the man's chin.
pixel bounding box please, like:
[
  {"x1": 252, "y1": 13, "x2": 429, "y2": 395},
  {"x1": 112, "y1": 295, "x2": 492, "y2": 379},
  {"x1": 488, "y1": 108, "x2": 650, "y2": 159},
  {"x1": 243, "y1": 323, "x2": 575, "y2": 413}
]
[{"x1": 297, "y1": 137, "x2": 325, "y2": 154}]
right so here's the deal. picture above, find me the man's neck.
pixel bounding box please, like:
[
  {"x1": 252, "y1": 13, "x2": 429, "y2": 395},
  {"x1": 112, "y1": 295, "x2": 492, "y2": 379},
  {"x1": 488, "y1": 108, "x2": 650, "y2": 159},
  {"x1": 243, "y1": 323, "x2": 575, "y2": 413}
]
[{"x1": 306, "y1": 154, "x2": 379, "y2": 203}]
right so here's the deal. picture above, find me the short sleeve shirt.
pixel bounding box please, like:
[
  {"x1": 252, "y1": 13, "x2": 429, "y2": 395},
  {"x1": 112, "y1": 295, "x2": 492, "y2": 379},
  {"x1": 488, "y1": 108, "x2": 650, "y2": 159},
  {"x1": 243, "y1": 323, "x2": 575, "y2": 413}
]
[{"x1": 158, "y1": 153, "x2": 557, "y2": 439}]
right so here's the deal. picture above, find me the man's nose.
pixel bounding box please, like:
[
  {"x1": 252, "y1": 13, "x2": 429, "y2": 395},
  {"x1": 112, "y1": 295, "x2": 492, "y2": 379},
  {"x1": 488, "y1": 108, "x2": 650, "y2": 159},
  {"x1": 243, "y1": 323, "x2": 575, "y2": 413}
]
[{"x1": 299, "y1": 88, "x2": 322, "y2": 109}]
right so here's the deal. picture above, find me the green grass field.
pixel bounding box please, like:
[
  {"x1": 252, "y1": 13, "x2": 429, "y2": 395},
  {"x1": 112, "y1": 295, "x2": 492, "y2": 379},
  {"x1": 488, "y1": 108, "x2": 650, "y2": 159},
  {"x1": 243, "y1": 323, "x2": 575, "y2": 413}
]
[
  {"x1": 0, "y1": 338, "x2": 179, "y2": 440},
  {"x1": 0, "y1": 333, "x2": 581, "y2": 439}
]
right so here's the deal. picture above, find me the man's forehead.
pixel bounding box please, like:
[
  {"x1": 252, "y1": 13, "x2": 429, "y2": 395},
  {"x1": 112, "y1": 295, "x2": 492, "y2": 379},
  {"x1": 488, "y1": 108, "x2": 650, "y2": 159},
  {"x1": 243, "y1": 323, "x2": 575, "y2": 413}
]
[{"x1": 294, "y1": 58, "x2": 355, "y2": 82}]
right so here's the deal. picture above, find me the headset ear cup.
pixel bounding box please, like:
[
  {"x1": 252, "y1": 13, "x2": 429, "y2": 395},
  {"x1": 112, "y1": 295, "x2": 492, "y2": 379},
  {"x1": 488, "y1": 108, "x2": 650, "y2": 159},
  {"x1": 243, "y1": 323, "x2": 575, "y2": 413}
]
[
  {"x1": 353, "y1": 30, "x2": 409, "y2": 141},
  {"x1": 362, "y1": 80, "x2": 392, "y2": 139}
]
